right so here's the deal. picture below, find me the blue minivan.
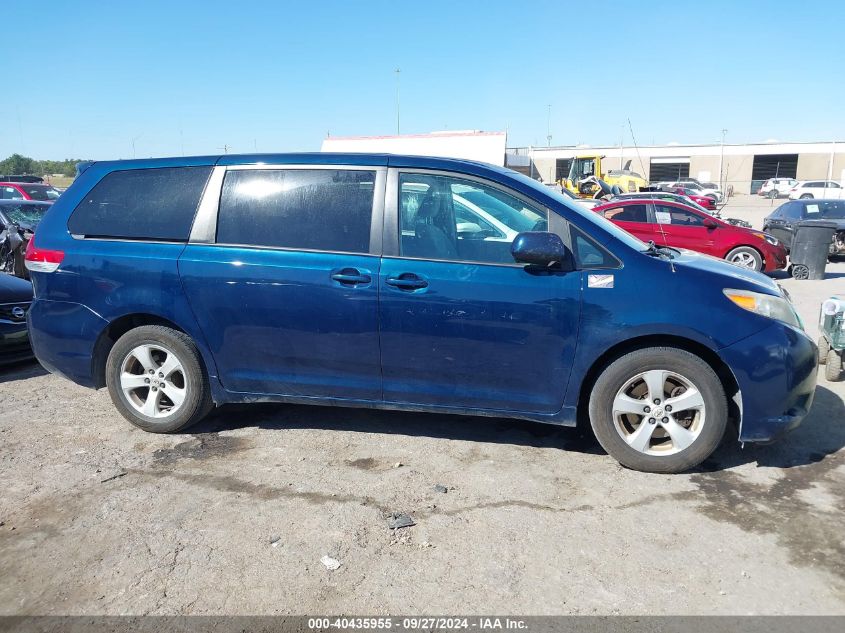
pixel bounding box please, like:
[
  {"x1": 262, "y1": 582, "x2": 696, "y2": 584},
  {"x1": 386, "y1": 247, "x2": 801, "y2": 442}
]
[{"x1": 25, "y1": 154, "x2": 818, "y2": 472}]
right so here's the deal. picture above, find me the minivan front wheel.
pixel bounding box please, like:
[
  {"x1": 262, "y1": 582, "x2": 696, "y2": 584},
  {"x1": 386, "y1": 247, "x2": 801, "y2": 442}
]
[
  {"x1": 106, "y1": 325, "x2": 213, "y2": 433},
  {"x1": 589, "y1": 348, "x2": 728, "y2": 473}
]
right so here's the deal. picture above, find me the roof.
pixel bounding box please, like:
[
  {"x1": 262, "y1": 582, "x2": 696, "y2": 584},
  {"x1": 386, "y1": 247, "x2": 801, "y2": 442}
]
[{"x1": 85, "y1": 152, "x2": 514, "y2": 175}]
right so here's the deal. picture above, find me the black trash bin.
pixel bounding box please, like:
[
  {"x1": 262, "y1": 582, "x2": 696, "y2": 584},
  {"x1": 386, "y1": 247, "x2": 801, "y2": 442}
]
[{"x1": 790, "y1": 220, "x2": 838, "y2": 280}]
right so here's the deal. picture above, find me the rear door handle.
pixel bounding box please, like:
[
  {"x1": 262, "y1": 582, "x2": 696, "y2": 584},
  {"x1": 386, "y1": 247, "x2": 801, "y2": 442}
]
[
  {"x1": 331, "y1": 268, "x2": 371, "y2": 286},
  {"x1": 385, "y1": 274, "x2": 428, "y2": 290}
]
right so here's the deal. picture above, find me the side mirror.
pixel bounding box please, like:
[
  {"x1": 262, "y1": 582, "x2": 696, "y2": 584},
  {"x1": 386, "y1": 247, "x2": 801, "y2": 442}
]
[
  {"x1": 511, "y1": 231, "x2": 573, "y2": 270},
  {"x1": 703, "y1": 217, "x2": 718, "y2": 229}
]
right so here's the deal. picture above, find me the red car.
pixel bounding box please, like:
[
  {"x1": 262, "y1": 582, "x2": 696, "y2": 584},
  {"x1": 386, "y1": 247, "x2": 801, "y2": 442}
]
[
  {"x1": 671, "y1": 187, "x2": 716, "y2": 210},
  {"x1": 0, "y1": 182, "x2": 61, "y2": 202},
  {"x1": 593, "y1": 199, "x2": 787, "y2": 272}
]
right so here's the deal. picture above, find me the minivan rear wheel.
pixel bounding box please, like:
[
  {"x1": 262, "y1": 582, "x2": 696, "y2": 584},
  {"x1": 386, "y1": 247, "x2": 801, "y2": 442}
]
[
  {"x1": 105, "y1": 325, "x2": 213, "y2": 433},
  {"x1": 588, "y1": 348, "x2": 728, "y2": 473}
]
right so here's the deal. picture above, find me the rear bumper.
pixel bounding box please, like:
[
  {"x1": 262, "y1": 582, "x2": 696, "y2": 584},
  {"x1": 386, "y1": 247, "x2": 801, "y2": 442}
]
[
  {"x1": 27, "y1": 298, "x2": 107, "y2": 387},
  {"x1": 719, "y1": 322, "x2": 818, "y2": 442}
]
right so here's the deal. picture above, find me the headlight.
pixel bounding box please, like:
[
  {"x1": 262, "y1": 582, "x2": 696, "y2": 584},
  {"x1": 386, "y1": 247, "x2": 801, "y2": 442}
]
[
  {"x1": 723, "y1": 288, "x2": 802, "y2": 329},
  {"x1": 749, "y1": 230, "x2": 779, "y2": 246}
]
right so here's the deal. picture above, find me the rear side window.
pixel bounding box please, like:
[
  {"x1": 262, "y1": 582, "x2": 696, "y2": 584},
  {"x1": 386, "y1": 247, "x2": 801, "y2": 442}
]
[
  {"x1": 68, "y1": 167, "x2": 212, "y2": 240},
  {"x1": 216, "y1": 169, "x2": 375, "y2": 253},
  {"x1": 601, "y1": 204, "x2": 648, "y2": 223}
]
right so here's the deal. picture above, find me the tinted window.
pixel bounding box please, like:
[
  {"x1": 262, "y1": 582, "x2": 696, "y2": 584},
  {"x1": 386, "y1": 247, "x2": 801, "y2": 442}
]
[
  {"x1": 399, "y1": 173, "x2": 547, "y2": 265},
  {"x1": 781, "y1": 202, "x2": 804, "y2": 220},
  {"x1": 68, "y1": 167, "x2": 211, "y2": 240},
  {"x1": 655, "y1": 205, "x2": 704, "y2": 226},
  {"x1": 601, "y1": 204, "x2": 648, "y2": 223},
  {"x1": 217, "y1": 169, "x2": 374, "y2": 253},
  {"x1": 810, "y1": 201, "x2": 845, "y2": 219},
  {"x1": 20, "y1": 184, "x2": 60, "y2": 201}
]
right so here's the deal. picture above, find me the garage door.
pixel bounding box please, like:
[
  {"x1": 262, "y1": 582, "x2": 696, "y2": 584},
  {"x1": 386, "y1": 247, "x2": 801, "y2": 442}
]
[
  {"x1": 750, "y1": 154, "x2": 798, "y2": 194},
  {"x1": 649, "y1": 159, "x2": 689, "y2": 183}
]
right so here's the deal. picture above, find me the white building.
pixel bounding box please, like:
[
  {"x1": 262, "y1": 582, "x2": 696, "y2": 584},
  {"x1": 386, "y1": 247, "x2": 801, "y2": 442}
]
[{"x1": 321, "y1": 130, "x2": 508, "y2": 166}]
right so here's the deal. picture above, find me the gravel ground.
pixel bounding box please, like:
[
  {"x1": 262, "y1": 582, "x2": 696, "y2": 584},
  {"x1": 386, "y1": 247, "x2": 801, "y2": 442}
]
[{"x1": 1, "y1": 195, "x2": 843, "y2": 615}]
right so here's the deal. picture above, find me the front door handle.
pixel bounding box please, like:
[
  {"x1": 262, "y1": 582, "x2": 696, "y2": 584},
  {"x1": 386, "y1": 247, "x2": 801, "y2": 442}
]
[
  {"x1": 331, "y1": 268, "x2": 371, "y2": 285},
  {"x1": 385, "y1": 274, "x2": 428, "y2": 290}
]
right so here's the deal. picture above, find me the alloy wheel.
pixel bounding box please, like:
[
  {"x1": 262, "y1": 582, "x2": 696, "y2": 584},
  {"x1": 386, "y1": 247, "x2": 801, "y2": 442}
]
[
  {"x1": 120, "y1": 344, "x2": 187, "y2": 418},
  {"x1": 729, "y1": 251, "x2": 757, "y2": 268},
  {"x1": 612, "y1": 369, "x2": 706, "y2": 456}
]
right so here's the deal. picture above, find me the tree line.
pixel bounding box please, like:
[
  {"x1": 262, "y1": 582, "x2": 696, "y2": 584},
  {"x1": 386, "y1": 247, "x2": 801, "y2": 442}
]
[{"x1": 0, "y1": 154, "x2": 90, "y2": 178}]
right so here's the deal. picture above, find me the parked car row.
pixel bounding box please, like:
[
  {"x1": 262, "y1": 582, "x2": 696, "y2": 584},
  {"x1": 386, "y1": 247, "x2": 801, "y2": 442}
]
[{"x1": 593, "y1": 198, "x2": 786, "y2": 272}]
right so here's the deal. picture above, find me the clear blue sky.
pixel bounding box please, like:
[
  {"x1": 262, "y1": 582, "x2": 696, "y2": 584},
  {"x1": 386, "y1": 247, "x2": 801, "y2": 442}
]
[{"x1": 3, "y1": 0, "x2": 844, "y2": 160}]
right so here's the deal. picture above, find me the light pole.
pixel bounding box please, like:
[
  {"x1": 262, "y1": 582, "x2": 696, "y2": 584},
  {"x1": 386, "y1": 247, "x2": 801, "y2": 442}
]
[
  {"x1": 131, "y1": 134, "x2": 143, "y2": 159},
  {"x1": 395, "y1": 68, "x2": 401, "y2": 135},
  {"x1": 546, "y1": 104, "x2": 552, "y2": 147},
  {"x1": 719, "y1": 128, "x2": 727, "y2": 191}
]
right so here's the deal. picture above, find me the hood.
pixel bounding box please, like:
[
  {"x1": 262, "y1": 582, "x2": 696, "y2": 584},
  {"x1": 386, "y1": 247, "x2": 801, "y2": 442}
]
[
  {"x1": 670, "y1": 248, "x2": 781, "y2": 296},
  {"x1": 0, "y1": 272, "x2": 34, "y2": 302}
]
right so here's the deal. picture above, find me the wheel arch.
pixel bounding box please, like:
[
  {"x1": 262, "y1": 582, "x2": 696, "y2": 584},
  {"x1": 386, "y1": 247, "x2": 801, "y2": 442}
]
[
  {"x1": 91, "y1": 313, "x2": 202, "y2": 389},
  {"x1": 575, "y1": 334, "x2": 741, "y2": 431}
]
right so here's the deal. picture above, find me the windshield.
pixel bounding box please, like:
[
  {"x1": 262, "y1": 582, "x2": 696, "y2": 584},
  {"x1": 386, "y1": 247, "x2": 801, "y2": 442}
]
[
  {"x1": 1, "y1": 203, "x2": 50, "y2": 227},
  {"x1": 505, "y1": 169, "x2": 649, "y2": 252},
  {"x1": 21, "y1": 184, "x2": 60, "y2": 201},
  {"x1": 811, "y1": 200, "x2": 845, "y2": 219}
]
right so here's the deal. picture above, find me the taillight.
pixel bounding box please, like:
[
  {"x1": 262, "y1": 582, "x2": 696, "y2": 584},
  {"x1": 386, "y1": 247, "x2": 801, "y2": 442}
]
[{"x1": 24, "y1": 235, "x2": 64, "y2": 273}]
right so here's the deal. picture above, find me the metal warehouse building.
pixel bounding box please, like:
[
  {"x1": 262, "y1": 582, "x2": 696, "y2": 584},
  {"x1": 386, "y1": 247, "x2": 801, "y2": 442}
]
[{"x1": 506, "y1": 141, "x2": 845, "y2": 194}]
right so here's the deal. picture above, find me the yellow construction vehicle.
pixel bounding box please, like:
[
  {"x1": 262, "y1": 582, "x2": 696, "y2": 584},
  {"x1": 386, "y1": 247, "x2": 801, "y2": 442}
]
[{"x1": 560, "y1": 155, "x2": 647, "y2": 198}]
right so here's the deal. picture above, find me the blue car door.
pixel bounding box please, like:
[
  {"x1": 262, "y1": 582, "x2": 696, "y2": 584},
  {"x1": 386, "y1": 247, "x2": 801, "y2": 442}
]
[
  {"x1": 378, "y1": 169, "x2": 581, "y2": 414},
  {"x1": 179, "y1": 164, "x2": 386, "y2": 400}
]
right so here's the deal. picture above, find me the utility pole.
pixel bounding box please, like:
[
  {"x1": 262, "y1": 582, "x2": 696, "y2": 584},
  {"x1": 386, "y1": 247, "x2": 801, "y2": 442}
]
[
  {"x1": 546, "y1": 104, "x2": 552, "y2": 147},
  {"x1": 395, "y1": 68, "x2": 401, "y2": 135},
  {"x1": 719, "y1": 129, "x2": 727, "y2": 191}
]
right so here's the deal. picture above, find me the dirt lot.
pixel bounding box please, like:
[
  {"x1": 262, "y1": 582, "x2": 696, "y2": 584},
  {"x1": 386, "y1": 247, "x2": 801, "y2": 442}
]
[{"x1": 1, "y1": 195, "x2": 844, "y2": 615}]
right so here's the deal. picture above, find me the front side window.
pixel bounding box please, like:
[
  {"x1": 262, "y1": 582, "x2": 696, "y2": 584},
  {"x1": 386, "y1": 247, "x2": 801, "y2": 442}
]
[
  {"x1": 601, "y1": 204, "x2": 648, "y2": 223},
  {"x1": 68, "y1": 166, "x2": 212, "y2": 240},
  {"x1": 399, "y1": 173, "x2": 547, "y2": 265},
  {"x1": 655, "y1": 204, "x2": 704, "y2": 226},
  {"x1": 217, "y1": 169, "x2": 375, "y2": 253},
  {"x1": 828, "y1": 182, "x2": 841, "y2": 188}
]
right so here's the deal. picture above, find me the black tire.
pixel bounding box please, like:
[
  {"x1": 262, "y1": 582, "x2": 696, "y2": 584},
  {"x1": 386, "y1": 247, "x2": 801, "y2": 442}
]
[
  {"x1": 588, "y1": 347, "x2": 728, "y2": 473},
  {"x1": 725, "y1": 246, "x2": 763, "y2": 271},
  {"x1": 768, "y1": 189, "x2": 778, "y2": 199},
  {"x1": 818, "y1": 336, "x2": 830, "y2": 365},
  {"x1": 826, "y1": 350, "x2": 843, "y2": 382},
  {"x1": 105, "y1": 325, "x2": 214, "y2": 433},
  {"x1": 800, "y1": 194, "x2": 813, "y2": 200}
]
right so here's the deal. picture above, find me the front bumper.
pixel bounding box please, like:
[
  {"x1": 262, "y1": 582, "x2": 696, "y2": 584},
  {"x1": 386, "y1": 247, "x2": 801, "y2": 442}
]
[
  {"x1": 0, "y1": 322, "x2": 33, "y2": 365},
  {"x1": 719, "y1": 322, "x2": 818, "y2": 442}
]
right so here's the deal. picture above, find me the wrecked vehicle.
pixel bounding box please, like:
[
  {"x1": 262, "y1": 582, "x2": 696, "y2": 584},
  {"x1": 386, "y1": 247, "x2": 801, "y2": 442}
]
[
  {"x1": 763, "y1": 199, "x2": 845, "y2": 257},
  {"x1": 0, "y1": 201, "x2": 52, "y2": 278},
  {"x1": 0, "y1": 271, "x2": 34, "y2": 365},
  {"x1": 26, "y1": 154, "x2": 817, "y2": 473}
]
